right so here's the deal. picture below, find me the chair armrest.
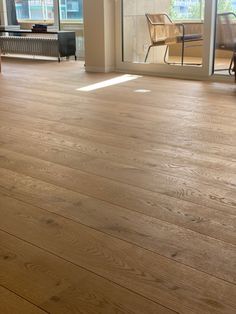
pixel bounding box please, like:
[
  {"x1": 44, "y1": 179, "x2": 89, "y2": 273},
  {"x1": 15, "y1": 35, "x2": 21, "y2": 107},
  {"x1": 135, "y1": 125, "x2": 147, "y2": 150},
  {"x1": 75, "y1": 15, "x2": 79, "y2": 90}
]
[
  {"x1": 174, "y1": 22, "x2": 204, "y2": 38},
  {"x1": 146, "y1": 13, "x2": 173, "y2": 24},
  {"x1": 218, "y1": 12, "x2": 236, "y2": 18}
]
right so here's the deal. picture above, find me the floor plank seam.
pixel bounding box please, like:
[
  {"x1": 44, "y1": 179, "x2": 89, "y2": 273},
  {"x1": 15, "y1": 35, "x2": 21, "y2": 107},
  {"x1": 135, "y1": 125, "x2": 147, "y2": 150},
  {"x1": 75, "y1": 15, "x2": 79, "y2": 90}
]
[
  {"x1": 0, "y1": 283, "x2": 50, "y2": 314},
  {"x1": 0, "y1": 228, "x2": 179, "y2": 314},
  {"x1": 0, "y1": 192, "x2": 236, "y2": 287}
]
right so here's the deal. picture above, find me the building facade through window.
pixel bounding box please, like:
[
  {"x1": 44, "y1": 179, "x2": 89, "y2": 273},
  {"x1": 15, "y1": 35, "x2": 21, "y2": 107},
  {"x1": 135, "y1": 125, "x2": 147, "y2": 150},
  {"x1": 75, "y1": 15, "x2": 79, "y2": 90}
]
[{"x1": 15, "y1": 0, "x2": 83, "y2": 21}]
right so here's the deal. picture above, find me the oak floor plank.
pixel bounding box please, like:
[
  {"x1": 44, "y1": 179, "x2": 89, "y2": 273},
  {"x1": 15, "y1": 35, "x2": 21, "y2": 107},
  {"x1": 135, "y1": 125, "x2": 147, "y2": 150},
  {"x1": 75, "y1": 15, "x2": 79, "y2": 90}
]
[
  {"x1": 0, "y1": 94, "x2": 236, "y2": 163},
  {"x1": 0, "y1": 125, "x2": 236, "y2": 243},
  {"x1": 0, "y1": 167, "x2": 235, "y2": 248},
  {"x1": 0, "y1": 286, "x2": 48, "y2": 314},
  {"x1": 0, "y1": 94, "x2": 236, "y2": 152},
  {"x1": 0, "y1": 147, "x2": 236, "y2": 283},
  {"x1": 0, "y1": 230, "x2": 173, "y2": 314},
  {"x1": 1, "y1": 65, "x2": 236, "y2": 115},
  {"x1": 1, "y1": 90, "x2": 235, "y2": 129},
  {"x1": 0, "y1": 109, "x2": 236, "y2": 172},
  {"x1": 0, "y1": 146, "x2": 235, "y2": 219},
  {"x1": 0, "y1": 194, "x2": 236, "y2": 314},
  {"x1": 1, "y1": 92, "x2": 236, "y2": 136},
  {"x1": 0, "y1": 58, "x2": 236, "y2": 314},
  {"x1": 0, "y1": 119, "x2": 236, "y2": 192},
  {"x1": 1, "y1": 86, "x2": 236, "y2": 127},
  {"x1": 1, "y1": 188, "x2": 236, "y2": 284},
  {"x1": 3, "y1": 93, "x2": 236, "y2": 129},
  {"x1": 1, "y1": 113, "x2": 236, "y2": 183}
]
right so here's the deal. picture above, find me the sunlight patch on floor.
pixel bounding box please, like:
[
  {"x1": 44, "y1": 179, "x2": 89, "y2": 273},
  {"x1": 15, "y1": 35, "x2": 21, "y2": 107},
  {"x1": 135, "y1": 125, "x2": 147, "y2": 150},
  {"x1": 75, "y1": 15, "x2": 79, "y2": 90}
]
[{"x1": 77, "y1": 74, "x2": 141, "y2": 91}]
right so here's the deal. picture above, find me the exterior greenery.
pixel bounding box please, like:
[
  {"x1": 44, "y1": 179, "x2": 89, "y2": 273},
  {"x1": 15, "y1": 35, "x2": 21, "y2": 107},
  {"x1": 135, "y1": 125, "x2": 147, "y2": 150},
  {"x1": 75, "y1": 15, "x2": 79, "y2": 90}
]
[
  {"x1": 169, "y1": 0, "x2": 202, "y2": 20},
  {"x1": 170, "y1": 0, "x2": 236, "y2": 20},
  {"x1": 217, "y1": 0, "x2": 235, "y2": 13}
]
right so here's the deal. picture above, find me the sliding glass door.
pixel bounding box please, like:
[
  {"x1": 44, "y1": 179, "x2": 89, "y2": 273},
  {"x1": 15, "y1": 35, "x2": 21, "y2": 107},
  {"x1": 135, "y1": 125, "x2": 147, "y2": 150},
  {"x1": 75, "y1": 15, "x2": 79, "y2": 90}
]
[
  {"x1": 122, "y1": 0, "x2": 204, "y2": 66},
  {"x1": 116, "y1": 0, "x2": 217, "y2": 79},
  {"x1": 213, "y1": 0, "x2": 236, "y2": 76}
]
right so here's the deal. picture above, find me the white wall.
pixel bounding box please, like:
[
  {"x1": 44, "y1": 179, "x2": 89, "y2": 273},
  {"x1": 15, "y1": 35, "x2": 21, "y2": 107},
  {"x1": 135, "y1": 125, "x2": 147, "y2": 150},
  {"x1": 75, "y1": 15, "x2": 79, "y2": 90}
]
[
  {"x1": 83, "y1": 0, "x2": 115, "y2": 72},
  {"x1": 0, "y1": 0, "x2": 8, "y2": 25}
]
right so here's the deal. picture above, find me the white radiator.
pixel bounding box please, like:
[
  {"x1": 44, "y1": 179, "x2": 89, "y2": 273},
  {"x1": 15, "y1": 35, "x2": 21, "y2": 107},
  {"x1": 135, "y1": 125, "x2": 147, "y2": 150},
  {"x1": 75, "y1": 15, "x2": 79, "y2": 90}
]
[{"x1": 0, "y1": 36, "x2": 59, "y2": 57}]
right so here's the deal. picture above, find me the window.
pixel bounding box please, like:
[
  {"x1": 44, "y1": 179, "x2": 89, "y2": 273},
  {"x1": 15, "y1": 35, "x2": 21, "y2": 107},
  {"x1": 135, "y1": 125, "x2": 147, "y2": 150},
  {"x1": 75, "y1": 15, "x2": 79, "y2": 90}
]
[
  {"x1": 15, "y1": 0, "x2": 83, "y2": 21},
  {"x1": 217, "y1": 0, "x2": 236, "y2": 13},
  {"x1": 170, "y1": 0, "x2": 236, "y2": 21},
  {"x1": 15, "y1": 0, "x2": 54, "y2": 20},
  {"x1": 169, "y1": 0, "x2": 204, "y2": 20},
  {"x1": 60, "y1": 0, "x2": 83, "y2": 20}
]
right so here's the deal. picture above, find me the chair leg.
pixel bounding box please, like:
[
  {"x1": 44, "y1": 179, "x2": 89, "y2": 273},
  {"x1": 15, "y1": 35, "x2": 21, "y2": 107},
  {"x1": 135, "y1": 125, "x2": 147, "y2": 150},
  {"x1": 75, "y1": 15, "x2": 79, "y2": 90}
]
[
  {"x1": 166, "y1": 41, "x2": 185, "y2": 66},
  {"x1": 181, "y1": 41, "x2": 185, "y2": 66},
  {"x1": 164, "y1": 44, "x2": 187, "y2": 66},
  {"x1": 146, "y1": 43, "x2": 200, "y2": 66},
  {"x1": 164, "y1": 46, "x2": 169, "y2": 64},
  {"x1": 144, "y1": 45, "x2": 152, "y2": 63}
]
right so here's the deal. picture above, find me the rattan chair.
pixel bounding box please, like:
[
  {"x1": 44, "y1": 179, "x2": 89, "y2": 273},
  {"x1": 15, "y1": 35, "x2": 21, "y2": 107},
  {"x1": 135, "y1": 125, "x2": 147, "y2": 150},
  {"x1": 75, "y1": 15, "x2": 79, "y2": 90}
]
[
  {"x1": 145, "y1": 13, "x2": 203, "y2": 65},
  {"x1": 216, "y1": 12, "x2": 236, "y2": 75}
]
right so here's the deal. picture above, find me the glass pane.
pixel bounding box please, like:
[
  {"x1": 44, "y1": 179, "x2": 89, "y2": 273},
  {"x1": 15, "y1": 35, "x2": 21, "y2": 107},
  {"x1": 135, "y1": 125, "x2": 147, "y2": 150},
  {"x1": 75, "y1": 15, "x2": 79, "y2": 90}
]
[
  {"x1": 15, "y1": 0, "x2": 54, "y2": 21},
  {"x1": 122, "y1": 0, "x2": 205, "y2": 67},
  {"x1": 214, "y1": 0, "x2": 236, "y2": 75},
  {"x1": 15, "y1": 0, "x2": 30, "y2": 19},
  {"x1": 60, "y1": 0, "x2": 83, "y2": 20},
  {"x1": 15, "y1": 0, "x2": 83, "y2": 21}
]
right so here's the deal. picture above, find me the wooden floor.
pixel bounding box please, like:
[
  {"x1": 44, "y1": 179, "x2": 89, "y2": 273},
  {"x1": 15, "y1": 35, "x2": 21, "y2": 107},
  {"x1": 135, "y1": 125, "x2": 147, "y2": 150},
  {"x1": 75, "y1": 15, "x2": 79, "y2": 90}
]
[{"x1": 0, "y1": 58, "x2": 236, "y2": 314}]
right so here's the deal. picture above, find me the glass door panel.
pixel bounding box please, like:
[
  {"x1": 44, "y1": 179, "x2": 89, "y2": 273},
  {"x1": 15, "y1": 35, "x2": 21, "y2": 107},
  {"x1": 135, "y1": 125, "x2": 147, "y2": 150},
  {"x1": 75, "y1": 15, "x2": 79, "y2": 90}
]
[
  {"x1": 122, "y1": 0, "x2": 205, "y2": 67},
  {"x1": 214, "y1": 0, "x2": 236, "y2": 76}
]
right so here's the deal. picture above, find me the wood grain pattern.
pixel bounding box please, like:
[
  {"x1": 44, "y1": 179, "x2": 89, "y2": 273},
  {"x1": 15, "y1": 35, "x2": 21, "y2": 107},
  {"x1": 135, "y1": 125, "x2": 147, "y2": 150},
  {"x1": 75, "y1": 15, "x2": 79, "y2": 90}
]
[
  {"x1": 1, "y1": 116, "x2": 236, "y2": 190},
  {"x1": 0, "y1": 58, "x2": 235, "y2": 314},
  {"x1": 0, "y1": 163, "x2": 235, "y2": 247},
  {"x1": 0, "y1": 230, "x2": 172, "y2": 314},
  {"x1": 0, "y1": 150, "x2": 236, "y2": 284},
  {"x1": 0, "y1": 194, "x2": 236, "y2": 314},
  {"x1": 0, "y1": 286, "x2": 47, "y2": 314}
]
